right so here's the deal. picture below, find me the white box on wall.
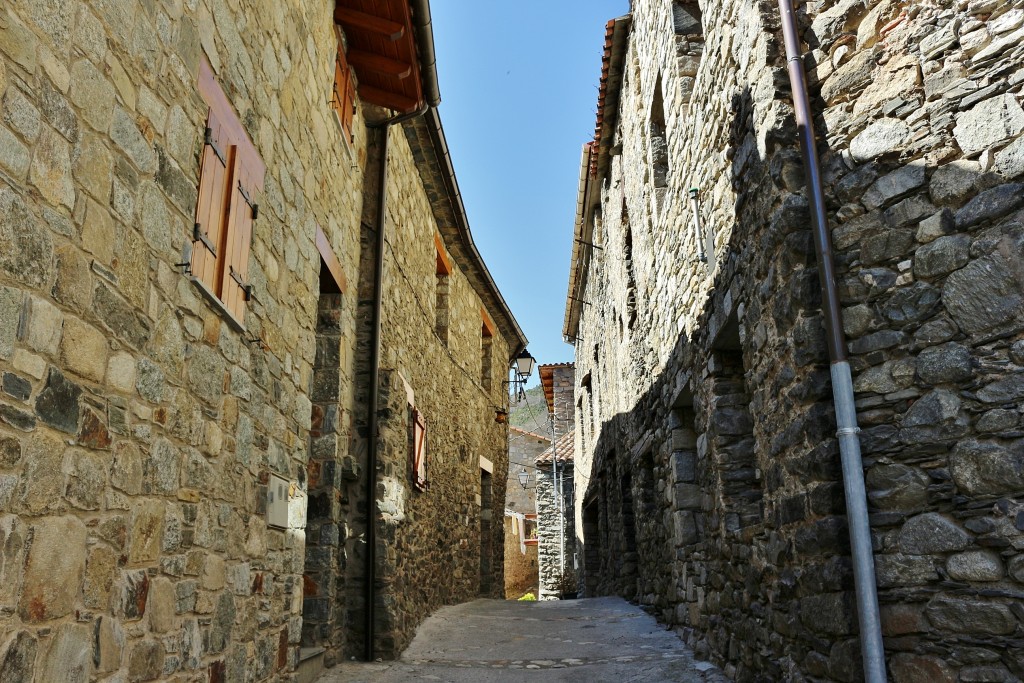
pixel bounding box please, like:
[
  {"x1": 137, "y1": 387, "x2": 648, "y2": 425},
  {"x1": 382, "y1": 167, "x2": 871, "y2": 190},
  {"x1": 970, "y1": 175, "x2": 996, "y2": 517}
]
[
  {"x1": 267, "y1": 475, "x2": 289, "y2": 528},
  {"x1": 267, "y1": 475, "x2": 308, "y2": 530}
]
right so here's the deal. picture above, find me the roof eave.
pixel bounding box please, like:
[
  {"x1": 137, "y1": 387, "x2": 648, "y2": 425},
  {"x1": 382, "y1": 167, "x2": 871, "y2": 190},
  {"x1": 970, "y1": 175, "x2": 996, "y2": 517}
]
[{"x1": 562, "y1": 14, "x2": 632, "y2": 344}]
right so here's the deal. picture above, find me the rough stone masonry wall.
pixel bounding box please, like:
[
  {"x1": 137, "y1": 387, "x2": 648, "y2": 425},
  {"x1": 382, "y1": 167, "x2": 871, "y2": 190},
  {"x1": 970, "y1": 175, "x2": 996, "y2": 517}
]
[
  {"x1": 507, "y1": 427, "x2": 548, "y2": 513},
  {"x1": 574, "y1": 0, "x2": 1024, "y2": 681},
  {"x1": 538, "y1": 366, "x2": 577, "y2": 600},
  {"x1": 503, "y1": 515, "x2": 539, "y2": 599},
  {"x1": 0, "y1": 0, "x2": 373, "y2": 680},
  {"x1": 351, "y1": 124, "x2": 514, "y2": 658},
  {"x1": 550, "y1": 366, "x2": 575, "y2": 441},
  {"x1": 504, "y1": 429, "x2": 546, "y2": 597},
  {"x1": 536, "y1": 463, "x2": 576, "y2": 600}
]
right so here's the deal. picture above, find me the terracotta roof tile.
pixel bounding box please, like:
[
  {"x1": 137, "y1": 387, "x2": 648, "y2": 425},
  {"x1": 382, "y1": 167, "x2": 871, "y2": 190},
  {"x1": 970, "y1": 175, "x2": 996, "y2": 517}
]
[
  {"x1": 536, "y1": 430, "x2": 575, "y2": 465},
  {"x1": 591, "y1": 19, "x2": 617, "y2": 177}
]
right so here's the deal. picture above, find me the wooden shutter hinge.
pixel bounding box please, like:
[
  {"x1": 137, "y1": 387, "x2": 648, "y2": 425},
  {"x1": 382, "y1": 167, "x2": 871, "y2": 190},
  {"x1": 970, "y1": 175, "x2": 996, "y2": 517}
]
[
  {"x1": 230, "y1": 266, "x2": 255, "y2": 302},
  {"x1": 238, "y1": 182, "x2": 259, "y2": 219},
  {"x1": 193, "y1": 223, "x2": 217, "y2": 256},
  {"x1": 204, "y1": 127, "x2": 227, "y2": 165}
]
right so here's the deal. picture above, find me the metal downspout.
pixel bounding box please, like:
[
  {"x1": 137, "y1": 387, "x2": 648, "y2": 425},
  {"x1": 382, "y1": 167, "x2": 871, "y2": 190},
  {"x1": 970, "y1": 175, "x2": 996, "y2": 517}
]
[
  {"x1": 363, "y1": 103, "x2": 428, "y2": 663},
  {"x1": 777, "y1": 2, "x2": 887, "y2": 681}
]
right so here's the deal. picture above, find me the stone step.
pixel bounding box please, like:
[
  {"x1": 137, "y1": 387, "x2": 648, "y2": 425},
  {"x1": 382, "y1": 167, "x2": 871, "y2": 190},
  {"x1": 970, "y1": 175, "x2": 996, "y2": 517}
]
[{"x1": 296, "y1": 647, "x2": 325, "y2": 683}]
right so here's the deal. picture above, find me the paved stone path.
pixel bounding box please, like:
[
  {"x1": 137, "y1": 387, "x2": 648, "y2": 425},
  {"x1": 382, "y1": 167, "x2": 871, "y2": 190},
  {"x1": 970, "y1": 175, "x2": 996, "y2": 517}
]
[{"x1": 317, "y1": 597, "x2": 727, "y2": 682}]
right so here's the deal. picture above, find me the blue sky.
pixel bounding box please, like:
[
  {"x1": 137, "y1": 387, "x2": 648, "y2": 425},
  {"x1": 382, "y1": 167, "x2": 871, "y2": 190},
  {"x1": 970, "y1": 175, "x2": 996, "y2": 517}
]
[{"x1": 430, "y1": 1, "x2": 629, "y2": 385}]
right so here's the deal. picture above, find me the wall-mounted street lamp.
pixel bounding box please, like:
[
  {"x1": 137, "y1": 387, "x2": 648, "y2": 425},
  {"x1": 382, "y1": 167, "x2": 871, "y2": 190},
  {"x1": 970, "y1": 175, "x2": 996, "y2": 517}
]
[
  {"x1": 496, "y1": 348, "x2": 536, "y2": 424},
  {"x1": 517, "y1": 468, "x2": 531, "y2": 489},
  {"x1": 514, "y1": 349, "x2": 536, "y2": 383},
  {"x1": 508, "y1": 348, "x2": 537, "y2": 402}
]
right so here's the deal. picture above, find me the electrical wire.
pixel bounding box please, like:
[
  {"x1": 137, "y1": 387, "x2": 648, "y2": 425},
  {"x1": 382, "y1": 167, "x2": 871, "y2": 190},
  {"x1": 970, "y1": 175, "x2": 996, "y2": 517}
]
[{"x1": 519, "y1": 383, "x2": 556, "y2": 439}]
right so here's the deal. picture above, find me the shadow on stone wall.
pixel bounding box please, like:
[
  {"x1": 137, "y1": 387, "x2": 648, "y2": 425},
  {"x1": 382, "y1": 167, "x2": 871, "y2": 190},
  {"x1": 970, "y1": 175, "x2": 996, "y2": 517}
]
[{"x1": 578, "y1": 46, "x2": 1024, "y2": 681}]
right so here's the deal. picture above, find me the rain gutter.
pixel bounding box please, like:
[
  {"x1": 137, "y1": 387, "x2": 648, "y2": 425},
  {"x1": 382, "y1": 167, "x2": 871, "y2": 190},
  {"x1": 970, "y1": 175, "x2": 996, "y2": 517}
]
[
  {"x1": 361, "y1": 0, "x2": 439, "y2": 661},
  {"x1": 777, "y1": 1, "x2": 887, "y2": 680}
]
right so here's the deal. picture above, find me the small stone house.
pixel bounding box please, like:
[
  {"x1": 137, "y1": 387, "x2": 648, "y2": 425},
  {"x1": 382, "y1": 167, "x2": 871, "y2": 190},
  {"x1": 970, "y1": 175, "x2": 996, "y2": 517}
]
[
  {"x1": 535, "y1": 364, "x2": 577, "y2": 600},
  {"x1": 503, "y1": 426, "x2": 547, "y2": 598},
  {"x1": 0, "y1": 0, "x2": 524, "y2": 680},
  {"x1": 501, "y1": 428, "x2": 548, "y2": 598},
  {"x1": 565, "y1": 0, "x2": 1024, "y2": 680}
]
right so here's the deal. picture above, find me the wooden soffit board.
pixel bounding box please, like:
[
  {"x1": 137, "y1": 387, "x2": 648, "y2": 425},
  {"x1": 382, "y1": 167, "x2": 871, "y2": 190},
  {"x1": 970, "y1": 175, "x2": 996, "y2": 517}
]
[{"x1": 335, "y1": 0, "x2": 423, "y2": 113}]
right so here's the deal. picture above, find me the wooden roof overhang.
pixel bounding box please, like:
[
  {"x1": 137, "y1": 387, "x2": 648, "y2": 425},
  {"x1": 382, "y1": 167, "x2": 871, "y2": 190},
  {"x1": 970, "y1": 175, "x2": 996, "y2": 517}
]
[
  {"x1": 563, "y1": 15, "x2": 632, "y2": 342},
  {"x1": 335, "y1": 0, "x2": 425, "y2": 113}
]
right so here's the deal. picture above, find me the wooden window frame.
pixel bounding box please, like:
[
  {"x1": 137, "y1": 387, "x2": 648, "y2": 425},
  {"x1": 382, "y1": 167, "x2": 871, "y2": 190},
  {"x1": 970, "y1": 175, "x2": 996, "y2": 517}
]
[
  {"x1": 192, "y1": 59, "x2": 266, "y2": 329},
  {"x1": 331, "y1": 28, "x2": 356, "y2": 145}
]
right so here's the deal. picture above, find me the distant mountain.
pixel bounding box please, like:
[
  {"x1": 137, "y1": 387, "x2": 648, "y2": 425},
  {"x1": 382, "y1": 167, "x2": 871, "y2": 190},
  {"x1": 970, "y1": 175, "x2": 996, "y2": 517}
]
[{"x1": 509, "y1": 384, "x2": 550, "y2": 433}]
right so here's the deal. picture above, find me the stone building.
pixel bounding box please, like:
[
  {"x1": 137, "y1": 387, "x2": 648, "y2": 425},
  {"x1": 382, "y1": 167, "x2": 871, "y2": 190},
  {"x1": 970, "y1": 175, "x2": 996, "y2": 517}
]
[
  {"x1": 503, "y1": 426, "x2": 546, "y2": 598},
  {"x1": 501, "y1": 428, "x2": 548, "y2": 598},
  {"x1": 0, "y1": 0, "x2": 524, "y2": 680},
  {"x1": 565, "y1": 0, "x2": 1024, "y2": 681},
  {"x1": 507, "y1": 425, "x2": 549, "y2": 515},
  {"x1": 535, "y1": 364, "x2": 577, "y2": 600}
]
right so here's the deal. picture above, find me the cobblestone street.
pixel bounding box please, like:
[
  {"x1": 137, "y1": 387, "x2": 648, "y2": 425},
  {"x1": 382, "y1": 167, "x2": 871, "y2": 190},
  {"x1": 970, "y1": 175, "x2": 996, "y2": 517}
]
[{"x1": 317, "y1": 597, "x2": 726, "y2": 682}]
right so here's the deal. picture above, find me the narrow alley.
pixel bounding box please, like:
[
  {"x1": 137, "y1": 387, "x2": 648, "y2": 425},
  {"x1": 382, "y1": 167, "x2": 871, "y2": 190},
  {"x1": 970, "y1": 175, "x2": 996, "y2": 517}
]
[{"x1": 318, "y1": 597, "x2": 726, "y2": 683}]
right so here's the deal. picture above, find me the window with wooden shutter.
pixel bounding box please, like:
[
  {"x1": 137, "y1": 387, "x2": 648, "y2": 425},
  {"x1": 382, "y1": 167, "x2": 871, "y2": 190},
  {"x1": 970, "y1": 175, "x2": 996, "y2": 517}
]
[
  {"x1": 412, "y1": 408, "x2": 428, "y2": 492},
  {"x1": 191, "y1": 58, "x2": 266, "y2": 327},
  {"x1": 192, "y1": 108, "x2": 231, "y2": 292},
  {"x1": 332, "y1": 37, "x2": 356, "y2": 143}
]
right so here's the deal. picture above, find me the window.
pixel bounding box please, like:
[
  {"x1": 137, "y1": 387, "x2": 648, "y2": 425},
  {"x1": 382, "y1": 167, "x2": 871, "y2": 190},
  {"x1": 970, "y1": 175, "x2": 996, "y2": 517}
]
[
  {"x1": 649, "y1": 76, "x2": 669, "y2": 211},
  {"x1": 435, "y1": 234, "x2": 451, "y2": 343},
  {"x1": 191, "y1": 59, "x2": 265, "y2": 325},
  {"x1": 623, "y1": 220, "x2": 638, "y2": 331},
  {"x1": 332, "y1": 30, "x2": 356, "y2": 144},
  {"x1": 524, "y1": 516, "x2": 539, "y2": 544},
  {"x1": 411, "y1": 408, "x2": 428, "y2": 491},
  {"x1": 480, "y1": 312, "x2": 495, "y2": 391},
  {"x1": 672, "y1": 1, "x2": 703, "y2": 35}
]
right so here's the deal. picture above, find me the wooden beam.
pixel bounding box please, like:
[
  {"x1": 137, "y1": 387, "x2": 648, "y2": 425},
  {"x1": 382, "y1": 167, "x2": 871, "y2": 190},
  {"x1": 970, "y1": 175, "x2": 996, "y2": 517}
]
[
  {"x1": 347, "y1": 49, "x2": 412, "y2": 79},
  {"x1": 434, "y1": 233, "x2": 451, "y2": 275},
  {"x1": 481, "y1": 307, "x2": 496, "y2": 338},
  {"x1": 316, "y1": 224, "x2": 347, "y2": 293},
  {"x1": 334, "y1": 8, "x2": 404, "y2": 41},
  {"x1": 357, "y1": 85, "x2": 419, "y2": 113}
]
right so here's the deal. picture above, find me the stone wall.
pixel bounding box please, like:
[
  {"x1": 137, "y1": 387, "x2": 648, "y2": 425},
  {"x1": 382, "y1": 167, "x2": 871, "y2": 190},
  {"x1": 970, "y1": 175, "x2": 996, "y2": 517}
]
[
  {"x1": 572, "y1": 0, "x2": 1024, "y2": 681},
  {"x1": 353, "y1": 121, "x2": 516, "y2": 658},
  {"x1": 536, "y1": 462, "x2": 577, "y2": 600},
  {"x1": 0, "y1": 0, "x2": 520, "y2": 678},
  {"x1": 537, "y1": 365, "x2": 578, "y2": 600},
  {"x1": 507, "y1": 426, "x2": 548, "y2": 514},
  {"x1": 0, "y1": 0, "x2": 362, "y2": 678},
  {"x1": 550, "y1": 366, "x2": 575, "y2": 442},
  {"x1": 503, "y1": 515, "x2": 539, "y2": 599},
  {"x1": 504, "y1": 428, "x2": 546, "y2": 598}
]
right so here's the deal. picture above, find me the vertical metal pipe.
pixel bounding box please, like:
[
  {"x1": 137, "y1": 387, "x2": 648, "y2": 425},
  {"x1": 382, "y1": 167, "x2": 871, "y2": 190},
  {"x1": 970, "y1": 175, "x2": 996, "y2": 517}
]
[
  {"x1": 776, "y1": 2, "x2": 887, "y2": 681},
  {"x1": 362, "y1": 102, "x2": 428, "y2": 662},
  {"x1": 363, "y1": 123, "x2": 389, "y2": 662}
]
